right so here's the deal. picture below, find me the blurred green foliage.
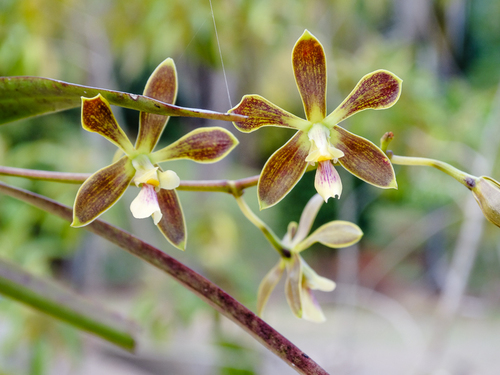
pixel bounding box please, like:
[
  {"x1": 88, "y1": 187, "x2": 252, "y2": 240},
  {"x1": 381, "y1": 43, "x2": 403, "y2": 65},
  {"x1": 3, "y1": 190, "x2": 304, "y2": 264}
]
[{"x1": 2, "y1": 0, "x2": 500, "y2": 373}]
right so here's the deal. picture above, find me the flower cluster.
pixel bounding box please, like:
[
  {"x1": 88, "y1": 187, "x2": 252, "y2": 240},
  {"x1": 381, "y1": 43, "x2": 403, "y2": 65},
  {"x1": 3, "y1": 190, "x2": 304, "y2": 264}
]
[
  {"x1": 257, "y1": 194, "x2": 363, "y2": 322},
  {"x1": 71, "y1": 31, "x2": 402, "y2": 322},
  {"x1": 229, "y1": 30, "x2": 401, "y2": 208},
  {"x1": 72, "y1": 58, "x2": 238, "y2": 250}
]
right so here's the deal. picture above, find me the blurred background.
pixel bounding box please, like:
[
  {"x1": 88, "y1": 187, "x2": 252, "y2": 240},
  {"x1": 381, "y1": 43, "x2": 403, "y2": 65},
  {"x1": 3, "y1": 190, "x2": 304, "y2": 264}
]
[{"x1": 1, "y1": 0, "x2": 500, "y2": 374}]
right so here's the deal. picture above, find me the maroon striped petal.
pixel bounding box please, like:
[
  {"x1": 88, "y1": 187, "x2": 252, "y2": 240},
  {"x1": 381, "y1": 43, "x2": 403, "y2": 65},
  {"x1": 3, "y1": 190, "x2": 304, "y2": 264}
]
[
  {"x1": 81, "y1": 95, "x2": 134, "y2": 155},
  {"x1": 258, "y1": 131, "x2": 310, "y2": 209},
  {"x1": 136, "y1": 58, "x2": 178, "y2": 153},
  {"x1": 331, "y1": 125, "x2": 397, "y2": 189},
  {"x1": 150, "y1": 127, "x2": 239, "y2": 164},
  {"x1": 292, "y1": 30, "x2": 327, "y2": 122},
  {"x1": 324, "y1": 70, "x2": 402, "y2": 126},
  {"x1": 229, "y1": 95, "x2": 309, "y2": 133},
  {"x1": 72, "y1": 156, "x2": 135, "y2": 227},
  {"x1": 156, "y1": 188, "x2": 186, "y2": 251}
]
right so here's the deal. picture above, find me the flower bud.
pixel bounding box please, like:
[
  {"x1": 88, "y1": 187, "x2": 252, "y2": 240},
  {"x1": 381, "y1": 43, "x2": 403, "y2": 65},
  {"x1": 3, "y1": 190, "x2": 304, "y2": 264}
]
[{"x1": 471, "y1": 176, "x2": 500, "y2": 227}]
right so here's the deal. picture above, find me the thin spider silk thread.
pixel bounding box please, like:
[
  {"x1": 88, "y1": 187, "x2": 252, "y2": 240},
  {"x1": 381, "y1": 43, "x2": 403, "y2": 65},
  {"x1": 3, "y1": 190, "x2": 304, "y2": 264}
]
[{"x1": 209, "y1": 0, "x2": 232, "y2": 108}]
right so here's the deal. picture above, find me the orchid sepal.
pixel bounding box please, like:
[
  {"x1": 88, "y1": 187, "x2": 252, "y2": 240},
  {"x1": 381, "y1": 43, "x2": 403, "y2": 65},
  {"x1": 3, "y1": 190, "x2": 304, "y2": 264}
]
[
  {"x1": 292, "y1": 30, "x2": 327, "y2": 123},
  {"x1": 72, "y1": 156, "x2": 135, "y2": 227},
  {"x1": 81, "y1": 95, "x2": 135, "y2": 155},
  {"x1": 284, "y1": 253, "x2": 303, "y2": 318},
  {"x1": 256, "y1": 259, "x2": 286, "y2": 317},
  {"x1": 229, "y1": 95, "x2": 310, "y2": 133},
  {"x1": 258, "y1": 131, "x2": 310, "y2": 210},
  {"x1": 136, "y1": 58, "x2": 178, "y2": 153}
]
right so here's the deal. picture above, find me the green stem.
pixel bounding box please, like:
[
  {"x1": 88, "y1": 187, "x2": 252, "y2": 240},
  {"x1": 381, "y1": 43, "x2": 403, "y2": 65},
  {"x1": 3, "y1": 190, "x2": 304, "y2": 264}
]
[
  {"x1": 231, "y1": 192, "x2": 289, "y2": 257},
  {"x1": 390, "y1": 154, "x2": 477, "y2": 190},
  {"x1": 0, "y1": 181, "x2": 329, "y2": 375},
  {"x1": 0, "y1": 257, "x2": 136, "y2": 351}
]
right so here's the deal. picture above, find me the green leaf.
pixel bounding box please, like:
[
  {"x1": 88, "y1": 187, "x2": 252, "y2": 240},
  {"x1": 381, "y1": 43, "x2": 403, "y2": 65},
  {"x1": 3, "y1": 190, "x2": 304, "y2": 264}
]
[
  {"x1": 0, "y1": 257, "x2": 136, "y2": 351},
  {"x1": 0, "y1": 76, "x2": 244, "y2": 125}
]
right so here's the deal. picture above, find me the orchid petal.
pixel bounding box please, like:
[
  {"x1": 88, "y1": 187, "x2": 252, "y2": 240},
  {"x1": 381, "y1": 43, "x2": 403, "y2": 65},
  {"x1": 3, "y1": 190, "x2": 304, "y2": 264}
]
[
  {"x1": 301, "y1": 260, "x2": 336, "y2": 292},
  {"x1": 151, "y1": 127, "x2": 239, "y2": 164},
  {"x1": 81, "y1": 95, "x2": 134, "y2": 155},
  {"x1": 136, "y1": 58, "x2": 178, "y2": 153},
  {"x1": 131, "y1": 155, "x2": 159, "y2": 187},
  {"x1": 256, "y1": 260, "x2": 285, "y2": 317},
  {"x1": 72, "y1": 156, "x2": 135, "y2": 227},
  {"x1": 292, "y1": 30, "x2": 327, "y2": 123},
  {"x1": 290, "y1": 194, "x2": 324, "y2": 247},
  {"x1": 314, "y1": 161, "x2": 342, "y2": 202},
  {"x1": 130, "y1": 184, "x2": 162, "y2": 224},
  {"x1": 324, "y1": 70, "x2": 402, "y2": 126},
  {"x1": 282, "y1": 221, "x2": 298, "y2": 247},
  {"x1": 294, "y1": 220, "x2": 363, "y2": 252},
  {"x1": 284, "y1": 253, "x2": 303, "y2": 318},
  {"x1": 229, "y1": 95, "x2": 310, "y2": 133},
  {"x1": 300, "y1": 258, "x2": 333, "y2": 322},
  {"x1": 300, "y1": 287, "x2": 326, "y2": 323},
  {"x1": 158, "y1": 170, "x2": 180, "y2": 190},
  {"x1": 156, "y1": 188, "x2": 186, "y2": 251},
  {"x1": 331, "y1": 125, "x2": 397, "y2": 189},
  {"x1": 258, "y1": 131, "x2": 310, "y2": 209}
]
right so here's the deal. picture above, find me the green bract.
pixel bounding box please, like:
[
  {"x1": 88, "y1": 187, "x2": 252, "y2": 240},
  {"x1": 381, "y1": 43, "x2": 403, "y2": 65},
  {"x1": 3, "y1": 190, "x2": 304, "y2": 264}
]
[
  {"x1": 229, "y1": 30, "x2": 401, "y2": 209},
  {"x1": 71, "y1": 58, "x2": 239, "y2": 250},
  {"x1": 257, "y1": 194, "x2": 363, "y2": 322}
]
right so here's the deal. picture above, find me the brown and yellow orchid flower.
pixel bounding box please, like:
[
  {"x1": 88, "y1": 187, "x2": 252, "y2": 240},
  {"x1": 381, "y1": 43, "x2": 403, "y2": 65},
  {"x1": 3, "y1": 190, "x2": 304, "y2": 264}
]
[
  {"x1": 257, "y1": 194, "x2": 363, "y2": 322},
  {"x1": 229, "y1": 30, "x2": 401, "y2": 209},
  {"x1": 71, "y1": 58, "x2": 239, "y2": 250}
]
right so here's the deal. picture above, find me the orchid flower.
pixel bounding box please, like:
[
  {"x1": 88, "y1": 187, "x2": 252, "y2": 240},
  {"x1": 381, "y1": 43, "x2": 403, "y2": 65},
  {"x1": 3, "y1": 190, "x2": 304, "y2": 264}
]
[
  {"x1": 71, "y1": 58, "x2": 239, "y2": 250},
  {"x1": 229, "y1": 30, "x2": 402, "y2": 209},
  {"x1": 257, "y1": 194, "x2": 363, "y2": 322}
]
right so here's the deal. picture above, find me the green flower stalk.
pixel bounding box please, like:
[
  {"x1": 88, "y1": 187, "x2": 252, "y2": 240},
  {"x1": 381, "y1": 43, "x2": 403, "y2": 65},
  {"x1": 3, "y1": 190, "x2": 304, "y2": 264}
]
[
  {"x1": 388, "y1": 152, "x2": 500, "y2": 229},
  {"x1": 72, "y1": 58, "x2": 239, "y2": 250},
  {"x1": 257, "y1": 194, "x2": 363, "y2": 322},
  {"x1": 229, "y1": 30, "x2": 401, "y2": 209}
]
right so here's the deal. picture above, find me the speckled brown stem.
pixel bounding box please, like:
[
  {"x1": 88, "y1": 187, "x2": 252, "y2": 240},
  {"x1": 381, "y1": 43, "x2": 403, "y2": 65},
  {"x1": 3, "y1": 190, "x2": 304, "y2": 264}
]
[
  {"x1": 0, "y1": 166, "x2": 259, "y2": 194},
  {"x1": 0, "y1": 180, "x2": 329, "y2": 375}
]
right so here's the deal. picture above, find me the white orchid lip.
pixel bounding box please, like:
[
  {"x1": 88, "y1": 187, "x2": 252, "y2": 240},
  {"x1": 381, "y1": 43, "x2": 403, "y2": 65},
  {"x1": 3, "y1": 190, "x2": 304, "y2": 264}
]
[
  {"x1": 314, "y1": 160, "x2": 342, "y2": 202},
  {"x1": 305, "y1": 123, "x2": 344, "y2": 164},
  {"x1": 130, "y1": 184, "x2": 163, "y2": 224}
]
